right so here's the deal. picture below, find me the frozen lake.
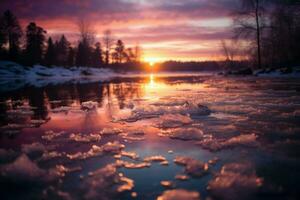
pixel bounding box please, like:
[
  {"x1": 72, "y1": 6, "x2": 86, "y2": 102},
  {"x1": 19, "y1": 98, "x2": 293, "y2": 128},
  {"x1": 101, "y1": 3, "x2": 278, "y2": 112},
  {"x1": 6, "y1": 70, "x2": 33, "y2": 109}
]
[{"x1": 0, "y1": 73, "x2": 300, "y2": 200}]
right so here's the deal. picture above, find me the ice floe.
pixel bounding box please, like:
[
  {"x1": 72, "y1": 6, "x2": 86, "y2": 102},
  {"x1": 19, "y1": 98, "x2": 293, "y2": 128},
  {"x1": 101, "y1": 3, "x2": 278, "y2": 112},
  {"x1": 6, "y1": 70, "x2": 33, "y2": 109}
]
[
  {"x1": 120, "y1": 130, "x2": 145, "y2": 141},
  {"x1": 207, "y1": 162, "x2": 263, "y2": 200},
  {"x1": 161, "y1": 128, "x2": 204, "y2": 141},
  {"x1": 83, "y1": 163, "x2": 134, "y2": 200},
  {"x1": 102, "y1": 141, "x2": 125, "y2": 154},
  {"x1": 174, "y1": 156, "x2": 209, "y2": 177},
  {"x1": 122, "y1": 161, "x2": 151, "y2": 169},
  {"x1": 0, "y1": 154, "x2": 49, "y2": 182},
  {"x1": 175, "y1": 174, "x2": 190, "y2": 181},
  {"x1": 42, "y1": 130, "x2": 66, "y2": 141},
  {"x1": 156, "y1": 114, "x2": 192, "y2": 128},
  {"x1": 54, "y1": 165, "x2": 82, "y2": 177},
  {"x1": 69, "y1": 133, "x2": 101, "y2": 143},
  {"x1": 197, "y1": 134, "x2": 258, "y2": 151},
  {"x1": 144, "y1": 155, "x2": 167, "y2": 163},
  {"x1": 67, "y1": 145, "x2": 103, "y2": 160},
  {"x1": 40, "y1": 151, "x2": 65, "y2": 161},
  {"x1": 100, "y1": 127, "x2": 123, "y2": 136},
  {"x1": 124, "y1": 102, "x2": 211, "y2": 122},
  {"x1": 120, "y1": 151, "x2": 139, "y2": 160},
  {"x1": 160, "y1": 180, "x2": 175, "y2": 188},
  {"x1": 21, "y1": 142, "x2": 46, "y2": 157},
  {"x1": 81, "y1": 101, "x2": 98, "y2": 111},
  {"x1": 157, "y1": 189, "x2": 200, "y2": 200},
  {"x1": 66, "y1": 141, "x2": 125, "y2": 160}
]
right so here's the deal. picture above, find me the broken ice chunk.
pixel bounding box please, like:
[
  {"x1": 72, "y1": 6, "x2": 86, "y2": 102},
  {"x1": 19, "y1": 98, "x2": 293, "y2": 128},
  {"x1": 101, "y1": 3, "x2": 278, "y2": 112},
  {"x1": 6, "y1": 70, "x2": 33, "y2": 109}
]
[
  {"x1": 83, "y1": 163, "x2": 134, "y2": 199},
  {"x1": 0, "y1": 154, "x2": 47, "y2": 182},
  {"x1": 123, "y1": 162, "x2": 151, "y2": 169},
  {"x1": 120, "y1": 151, "x2": 139, "y2": 160},
  {"x1": 160, "y1": 180, "x2": 175, "y2": 188},
  {"x1": 67, "y1": 145, "x2": 103, "y2": 160},
  {"x1": 53, "y1": 165, "x2": 82, "y2": 177},
  {"x1": 21, "y1": 142, "x2": 46, "y2": 157},
  {"x1": 197, "y1": 134, "x2": 258, "y2": 151},
  {"x1": 81, "y1": 101, "x2": 98, "y2": 111},
  {"x1": 144, "y1": 155, "x2": 167, "y2": 163},
  {"x1": 69, "y1": 133, "x2": 101, "y2": 143},
  {"x1": 157, "y1": 189, "x2": 200, "y2": 200},
  {"x1": 162, "y1": 128, "x2": 204, "y2": 141},
  {"x1": 42, "y1": 130, "x2": 66, "y2": 141},
  {"x1": 102, "y1": 141, "x2": 125, "y2": 154},
  {"x1": 156, "y1": 114, "x2": 192, "y2": 128},
  {"x1": 174, "y1": 156, "x2": 209, "y2": 177},
  {"x1": 175, "y1": 174, "x2": 189, "y2": 181},
  {"x1": 100, "y1": 127, "x2": 122, "y2": 136},
  {"x1": 117, "y1": 176, "x2": 135, "y2": 192},
  {"x1": 207, "y1": 162, "x2": 263, "y2": 200}
]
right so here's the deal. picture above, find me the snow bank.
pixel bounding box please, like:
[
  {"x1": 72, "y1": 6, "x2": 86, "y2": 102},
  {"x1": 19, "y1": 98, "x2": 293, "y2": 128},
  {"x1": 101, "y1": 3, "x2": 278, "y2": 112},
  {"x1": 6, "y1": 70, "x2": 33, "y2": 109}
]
[{"x1": 0, "y1": 61, "x2": 116, "y2": 92}]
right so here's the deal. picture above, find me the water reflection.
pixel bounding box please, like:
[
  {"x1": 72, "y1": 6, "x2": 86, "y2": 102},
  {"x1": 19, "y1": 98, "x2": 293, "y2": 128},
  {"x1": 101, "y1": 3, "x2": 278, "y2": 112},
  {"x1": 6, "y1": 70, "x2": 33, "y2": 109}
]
[{"x1": 0, "y1": 74, "x2": 300, "y2": 200}]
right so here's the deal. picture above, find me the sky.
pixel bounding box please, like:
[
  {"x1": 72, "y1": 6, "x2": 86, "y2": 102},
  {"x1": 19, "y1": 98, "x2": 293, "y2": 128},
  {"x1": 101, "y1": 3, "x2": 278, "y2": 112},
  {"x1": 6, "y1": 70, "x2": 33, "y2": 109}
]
[{"x1": 0, "y1": 0, "x2": 238, "y2": 62}]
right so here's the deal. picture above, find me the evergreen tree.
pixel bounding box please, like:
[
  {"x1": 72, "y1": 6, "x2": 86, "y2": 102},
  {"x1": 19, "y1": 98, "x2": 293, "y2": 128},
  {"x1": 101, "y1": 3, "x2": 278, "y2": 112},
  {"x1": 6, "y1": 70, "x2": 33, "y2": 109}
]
[
  {"x1": 0, "y1": 10, "x2": 22, "y2": 61},
  {"x1": 91, "y1": 42, "x2": 103, "y2": 67},
  {"x1": 56, "y1": 35, "x2": 70, "y2": 66},
  {"x1": 125, "y1": 48, "x2": 135, "y2": 63},
  {"x1": 44, "y1": 37, "x2": 55, "y2": 67},
  {"x1": 67, "y1": 46, "x2": 75, "y2": 67},
  {"x1": 75, "y1": 38, "x2": 91, "y2": 67},
  {"x1": 0, "y1": 17, "x2": 7, "y2": 59},
  {"x1": 25, "y1": 22, "x2": 46, "y2": 66},
  {"x1": 76, "y1": 42, "x2": 84, "y2": 66},
  {"x1": 103, "y1": 30, "x2": 114, "y2": 65},
  {"x1": 114, "y1": 40, "x2": 126, "y2": 64}
]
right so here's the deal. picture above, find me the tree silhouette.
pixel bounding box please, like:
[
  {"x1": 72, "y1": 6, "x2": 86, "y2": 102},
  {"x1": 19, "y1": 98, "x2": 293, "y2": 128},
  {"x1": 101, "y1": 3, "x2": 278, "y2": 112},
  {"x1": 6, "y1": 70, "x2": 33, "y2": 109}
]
[
  {"x1": 44, "y1": 37, "x2": 55, "y2": 67},
  {"x1": 0, "y1": 17, "x2": 6, "y2": 59},
  {"x1": 25, "y1": 22, "x2": 46, "y2": 66},
  {"x1": 67, "y1": 46, "x2": 75, "y2": 67},
  {"x1": 234, "y1": 0, "x2": 265, "y2": 68},
  {"x1": 56, "y1": 35, "x2": 70, "y2": 66},
  {"x1": 134, "y1": 44, "x2": 142, "y2": 63},
  {"x1": 76, "y1": 39, "x2": 91, "y2": 67},
  {"x1": 0, "y1": 10, "x2": 22, "y2": 61},
  {"x1": 75, "y1": 20, "x2": 94, "y2": 67},
  {"x1": 262, "y1": 1, "x2": 300, "y2": 67},
  {"x1": 103, "y1": 30, "x2": 114, "y2": 65},
  {"x1": 91, "y1": 42, "x2": 103, "y2": 67},
  {"x1": 125, "y1": 48, "x2": 135, "y2": 63},
  {"x1": 113, "y1": 39, "x2": 126, "y2": 64}
]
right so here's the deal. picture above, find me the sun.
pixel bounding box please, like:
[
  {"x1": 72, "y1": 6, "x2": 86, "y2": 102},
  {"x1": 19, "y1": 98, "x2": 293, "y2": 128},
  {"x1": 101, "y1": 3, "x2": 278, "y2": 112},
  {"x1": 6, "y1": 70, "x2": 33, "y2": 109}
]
[
  {"x1": 144, "y1": 57, "x2": 159, "y2": 65},
  {"x1": 149, "y1": 61, "x2": 155, "y2": 67}
]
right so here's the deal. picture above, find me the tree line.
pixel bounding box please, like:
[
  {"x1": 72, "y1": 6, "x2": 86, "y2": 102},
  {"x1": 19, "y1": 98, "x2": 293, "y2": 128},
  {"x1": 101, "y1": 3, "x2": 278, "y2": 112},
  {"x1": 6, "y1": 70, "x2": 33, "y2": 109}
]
[
  {"x1": 0, "y1": 10, "x2": 142, "y2": 67},
  {"x1": 222, "y1": 0, "x2": 300, "y2": 69}
]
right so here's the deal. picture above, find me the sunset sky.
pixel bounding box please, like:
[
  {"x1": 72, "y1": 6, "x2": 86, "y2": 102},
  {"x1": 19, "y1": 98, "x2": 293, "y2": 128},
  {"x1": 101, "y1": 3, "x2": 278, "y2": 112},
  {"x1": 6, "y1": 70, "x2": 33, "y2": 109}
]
[{"x1": 0, "y1": 0, "x2": 238, "y2": 62}]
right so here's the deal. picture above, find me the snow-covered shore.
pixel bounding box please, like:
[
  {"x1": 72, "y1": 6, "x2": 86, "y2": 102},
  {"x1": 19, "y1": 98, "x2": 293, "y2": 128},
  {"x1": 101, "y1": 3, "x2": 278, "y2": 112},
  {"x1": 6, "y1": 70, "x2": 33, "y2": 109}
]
[{"x1": 0, "y1": 61, "x2": 117, "y2": 92}]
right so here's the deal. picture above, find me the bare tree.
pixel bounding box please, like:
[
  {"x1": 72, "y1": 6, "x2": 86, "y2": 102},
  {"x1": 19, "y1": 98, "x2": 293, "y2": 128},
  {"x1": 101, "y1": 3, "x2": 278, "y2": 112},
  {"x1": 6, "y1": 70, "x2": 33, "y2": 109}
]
[
  {"x1": 103, "y1": 30, "x2": 114, "y2": 65},
  {"x1": 234, "y1": 0, "x2": 266, "y2": 68},
  {"x1": 76, "y1": 19, "x2": 95, "y2": 67},
  {"x1": 220, "y1": 39, "x2": 244, "y2": 69},
  {"x1": 134, "y1": 43, "x2": 142, "y2": 63},
  {"x1": 77, "y1": 19, "x2": 95, "y2": 45}
]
